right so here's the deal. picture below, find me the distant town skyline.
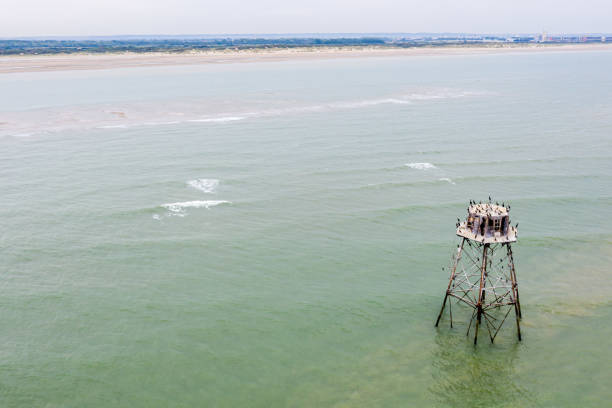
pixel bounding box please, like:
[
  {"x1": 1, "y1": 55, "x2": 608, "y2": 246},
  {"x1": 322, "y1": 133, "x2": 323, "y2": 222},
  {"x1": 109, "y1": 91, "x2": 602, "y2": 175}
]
[{"x1": 2, "y1": 0, "x2": 611, "y2": 37}]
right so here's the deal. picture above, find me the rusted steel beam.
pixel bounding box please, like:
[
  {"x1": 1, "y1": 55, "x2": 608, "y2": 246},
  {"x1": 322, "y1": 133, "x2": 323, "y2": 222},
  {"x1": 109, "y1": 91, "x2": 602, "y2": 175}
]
[
  {"x1": 507, "y1": 244, "x2": 522, "y2": 341},
  {"x1": 435, "y1": 238, "x2": 466, "y2": 327},
  {"x1": 474, "y1": 243, "x2": 489, "y2": 345},
  {"x1": 507, "y1": 244, "x2": 522, "y2": 319}
]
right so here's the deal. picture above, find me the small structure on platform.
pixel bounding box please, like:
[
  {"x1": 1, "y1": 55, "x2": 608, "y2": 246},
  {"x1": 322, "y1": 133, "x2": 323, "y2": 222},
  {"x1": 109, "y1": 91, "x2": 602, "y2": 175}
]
[{"x1": 435, "y1": 200, "x2": 522, "y2": 344}]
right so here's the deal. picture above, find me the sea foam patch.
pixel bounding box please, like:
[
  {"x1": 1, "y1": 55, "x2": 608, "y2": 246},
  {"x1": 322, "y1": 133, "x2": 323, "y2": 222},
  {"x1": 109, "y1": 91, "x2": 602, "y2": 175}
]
[
  {"x1": 187, "y1": 116, "x2": 246, "y2": 123},
  {"x1": 188, "y1": 178, "x2": 219, "y2": 193},
  {"x1": 97, "y1": 124, "x2": 130, "y2": 129},
  {"x1": 162, "y1": 200, "x2": 231, "y2": 213},
  {"x1": 7, "y1": 88, "x2": 487, "y2": 137},
  {"x1": 330, "y1": 98, "x2": 414, "y2": 109},
  {"x1": 406, "y1": 162, "x2": 437, "y2": 170},
  {"x1": 438, "y1": 177, "x2": 456, "y2": 185}
]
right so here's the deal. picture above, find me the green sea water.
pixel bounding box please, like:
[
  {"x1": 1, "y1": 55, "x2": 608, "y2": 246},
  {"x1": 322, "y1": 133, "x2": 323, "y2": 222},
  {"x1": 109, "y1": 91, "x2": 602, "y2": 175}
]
[{"x1": 1, "y1": 50, "x2": 612, "y2": 407}]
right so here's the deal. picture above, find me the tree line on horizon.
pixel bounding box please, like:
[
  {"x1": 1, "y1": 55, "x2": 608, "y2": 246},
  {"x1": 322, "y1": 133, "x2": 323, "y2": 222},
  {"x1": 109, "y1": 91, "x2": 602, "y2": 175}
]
[{"x1": 0, "y1": 38, "x2": 389, "y2": 55}]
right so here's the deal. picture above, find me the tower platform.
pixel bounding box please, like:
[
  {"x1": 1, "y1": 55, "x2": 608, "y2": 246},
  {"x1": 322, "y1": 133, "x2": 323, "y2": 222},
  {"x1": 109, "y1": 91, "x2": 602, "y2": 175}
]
[{"x1": 456, "y1": 203, "x2": 517, "y2": 244}]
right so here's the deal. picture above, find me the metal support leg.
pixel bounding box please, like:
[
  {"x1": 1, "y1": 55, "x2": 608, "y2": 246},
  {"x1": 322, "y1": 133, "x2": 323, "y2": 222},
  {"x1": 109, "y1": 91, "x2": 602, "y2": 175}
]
[
  {"x1": 474, "y1": 243, "x2": 489, "y2": 345},
  {"x1": 507, "y1": 244, "x2": 522, "y2": 319},
  {"x1": 507, "y1": 244, "x2": 522, "y2": 341},
  {"x1": 435, "y1": 239, "x2": 465, "y2": 327}
]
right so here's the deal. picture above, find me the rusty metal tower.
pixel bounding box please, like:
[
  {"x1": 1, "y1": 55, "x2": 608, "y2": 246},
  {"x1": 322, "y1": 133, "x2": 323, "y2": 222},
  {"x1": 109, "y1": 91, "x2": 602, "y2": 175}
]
[{"x1": 435, "y1": 200, "x2": 522, "y2": 344}]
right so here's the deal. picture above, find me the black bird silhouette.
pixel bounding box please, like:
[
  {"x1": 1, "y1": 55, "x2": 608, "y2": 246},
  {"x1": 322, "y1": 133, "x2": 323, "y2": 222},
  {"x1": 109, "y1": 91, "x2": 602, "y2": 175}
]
[{"x1": 489, "y1": 195, "x2": 492, "y2": 202}]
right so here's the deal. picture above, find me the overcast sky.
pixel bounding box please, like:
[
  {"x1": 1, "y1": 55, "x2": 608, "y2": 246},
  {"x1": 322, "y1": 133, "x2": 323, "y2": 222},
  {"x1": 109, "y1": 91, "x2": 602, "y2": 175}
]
[{"x1": 2, "y1": 0, "x2": 611, "y2": 37}]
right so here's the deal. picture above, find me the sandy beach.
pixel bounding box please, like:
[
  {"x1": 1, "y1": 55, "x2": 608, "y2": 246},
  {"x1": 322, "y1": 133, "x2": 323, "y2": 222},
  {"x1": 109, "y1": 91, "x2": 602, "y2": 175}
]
[{"x1": 1, "y1": 43, "x2": 611, "y2": 74}]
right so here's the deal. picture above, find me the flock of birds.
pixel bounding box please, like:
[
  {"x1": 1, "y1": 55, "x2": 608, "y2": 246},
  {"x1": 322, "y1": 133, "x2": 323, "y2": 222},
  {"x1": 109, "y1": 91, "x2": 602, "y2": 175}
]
[
  {"x1": 454, "y1": 197, "x2": 519, "y2": 232},
  {"x1": 443, "y1": 197, "x2": 519, "y2": 272},
  {"x1": 468, "y1": 196, "x2": 509, "y2": 211}
]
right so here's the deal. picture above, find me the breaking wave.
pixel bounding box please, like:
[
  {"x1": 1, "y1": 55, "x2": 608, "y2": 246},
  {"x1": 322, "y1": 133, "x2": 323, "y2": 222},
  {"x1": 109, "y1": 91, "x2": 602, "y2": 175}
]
[
  {"x1": 4, "y1": 88, "x2": 488, "y2": 137},
  {"x1": 162, "y1": 200, "x2": 231, "y2": 213},
  {"x1": 187, "y1": 116, "x2": 246, "y2": 123},
  {"x1": 438, "y1": 177, "x2": 456, "y2": 184},
  {"x1": 97, "y1": 124, "x2": 130, "y2": 129},
  {"x1": 328, "y1": 98, "x2": 414, "y2": 109},
  {"x1": 406, "y1": 162, "x2": 437, "y2": 170}
]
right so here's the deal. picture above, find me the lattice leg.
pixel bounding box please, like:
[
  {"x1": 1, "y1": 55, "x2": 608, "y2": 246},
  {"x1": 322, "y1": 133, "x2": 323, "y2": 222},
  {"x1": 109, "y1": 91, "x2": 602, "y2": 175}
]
[
  {"x1": 474, "y1": 244, "x2": 489, "y2": 345},
  {"x1": 507, "y1": 244, "x2": 522, "y2": 341},
  {"x1": 435, "y1": 238, "x2": 465, "y2": 327},
  {"x1": 507, "y1": 244, "x2": 522, "y2": 319}
]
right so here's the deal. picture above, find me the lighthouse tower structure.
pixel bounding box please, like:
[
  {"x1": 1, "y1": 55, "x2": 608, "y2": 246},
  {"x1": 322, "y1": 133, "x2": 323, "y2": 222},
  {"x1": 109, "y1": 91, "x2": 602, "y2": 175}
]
[{"x1": 435, "y1": 201, "x2": 522, "y2": 344}]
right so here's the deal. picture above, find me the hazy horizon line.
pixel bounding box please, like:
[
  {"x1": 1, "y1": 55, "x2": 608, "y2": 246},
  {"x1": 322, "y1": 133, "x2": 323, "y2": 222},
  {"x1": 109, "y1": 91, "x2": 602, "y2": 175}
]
[{"x1": 3, "y1": 31, "x2": 612, "y2": 41}]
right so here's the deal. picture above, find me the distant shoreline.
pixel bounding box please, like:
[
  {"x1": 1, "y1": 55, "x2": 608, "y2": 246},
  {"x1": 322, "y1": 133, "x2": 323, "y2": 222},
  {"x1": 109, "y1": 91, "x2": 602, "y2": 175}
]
[{"x1": 1, "y1": 43, "x2": 611, "y2": 74}]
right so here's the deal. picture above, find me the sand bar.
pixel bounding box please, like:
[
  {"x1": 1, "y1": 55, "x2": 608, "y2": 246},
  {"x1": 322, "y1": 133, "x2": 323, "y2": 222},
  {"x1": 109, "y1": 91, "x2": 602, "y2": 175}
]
[{"x1": 1, "y1": 43, "x2": 611, "y2": 74}]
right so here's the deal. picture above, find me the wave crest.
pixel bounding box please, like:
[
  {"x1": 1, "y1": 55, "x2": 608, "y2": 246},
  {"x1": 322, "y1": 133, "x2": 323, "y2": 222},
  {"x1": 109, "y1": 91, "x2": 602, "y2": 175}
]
[
  {"x1": 162, "y1": 200, "x2": 231, "y2": 213},
  {"x1": 406, "y1": 162, "x2": 437, "y2": 170},
  {"x1": 187, "y1": 116, "x2": 246, "y2": 123}
]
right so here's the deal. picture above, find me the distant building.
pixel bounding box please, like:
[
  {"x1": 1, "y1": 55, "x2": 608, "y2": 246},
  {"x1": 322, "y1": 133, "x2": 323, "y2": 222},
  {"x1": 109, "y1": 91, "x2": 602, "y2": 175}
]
[
  {"x1": 581, "y1": 35, "x2": 605, "y2": 42},
  {"x1": 512, "y1": 36, "x2": 535, "y2": 43}
]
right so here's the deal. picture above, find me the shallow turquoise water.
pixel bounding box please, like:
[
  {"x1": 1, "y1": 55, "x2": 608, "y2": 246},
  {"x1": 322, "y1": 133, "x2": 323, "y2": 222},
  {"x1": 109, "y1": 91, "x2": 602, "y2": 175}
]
[{"x1": 1, "y1": 51, "x2": 612, "y2": 407}]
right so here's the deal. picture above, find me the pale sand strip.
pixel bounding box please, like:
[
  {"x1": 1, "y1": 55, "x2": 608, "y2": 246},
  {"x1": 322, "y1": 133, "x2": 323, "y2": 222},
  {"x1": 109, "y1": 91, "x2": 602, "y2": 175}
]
[{"x1": 1, "y1": 44, "x2": 611, "y2": 74}]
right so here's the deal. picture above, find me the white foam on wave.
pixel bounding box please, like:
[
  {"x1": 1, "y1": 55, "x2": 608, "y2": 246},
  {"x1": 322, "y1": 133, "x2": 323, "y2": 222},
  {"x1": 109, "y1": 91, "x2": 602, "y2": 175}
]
[
  {"x1": 9, "y1": 132, "x2": 35, "y2": 138},
  {"x1": 236, "y1": 98, "x2": 412, "y2": 120},
  {"x1": 188, "y1": 116, "x2": 246, "y2": 123},
  {"x1": 143, "y1": 121, "x2": 181, "y2": 126},
  {"x1": 404, "y1": 162, "x2": 458, "y2": 186},
  {"x1": 406, "y1": 162, "x2": 437, "y2": 170},
  {"x1": 162, "y1": 200, "x2": 231, "y2": 213},
  {"x1": 439, "y1": 177, "x2": 456, "y2": 185},
  {"x1": 226, "y1": 90, "x2": 480, "y2": 121},
  {"x1": 8, "y1": 88, "x2": 487, "y2": 137},
  {"x1": 187, "y1": 178, "x2": 219, "y2": 193},
  {"x1": 95, "y1": 115, "x2": 245, "y2": 132},
  {"x1": 97, "y1": 124, "x2": 130, "y2": 129},
  {"x1": 330, "y1": 98, "x2": 414, "y2": 109},
  {"x1": 404, "y1": 90, "x2": 488, "y2": 101}
]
